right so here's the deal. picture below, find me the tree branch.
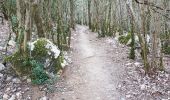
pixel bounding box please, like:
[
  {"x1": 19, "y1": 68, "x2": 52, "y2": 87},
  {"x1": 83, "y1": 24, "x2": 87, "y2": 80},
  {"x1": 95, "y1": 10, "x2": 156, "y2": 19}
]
[
  {"x1": 151, "y1": 8, "x2": 170, "y2": 20},
  {"x1": 134, "y1": 0, "x2": 170, "y2": 12}
]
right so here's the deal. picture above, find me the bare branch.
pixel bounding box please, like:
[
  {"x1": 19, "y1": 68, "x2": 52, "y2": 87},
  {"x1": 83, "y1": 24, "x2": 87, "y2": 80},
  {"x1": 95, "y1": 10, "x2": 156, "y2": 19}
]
[{"x1": 134, "y1": 0, "x2": 170, "y2": 12}]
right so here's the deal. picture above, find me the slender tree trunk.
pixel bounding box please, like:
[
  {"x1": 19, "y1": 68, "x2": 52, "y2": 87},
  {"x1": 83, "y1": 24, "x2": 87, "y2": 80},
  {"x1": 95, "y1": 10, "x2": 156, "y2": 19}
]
[
  {"x1": 88, "y1": 0, "x2": 91, "y2": 29},
  {"x1": 141, "y1": 2, "x2": 150, "y2": 73},
  {"x1": 108, "y1": 0, "x2": 112, "y2": 36},
  {"x1": 126, "y1": 1, "x2": 135, "y2": 59},
  {"x1": 70, "y1": 0, "x2": 75, "y2": 30},
  {"x1": 118, "y1": 0, "x2": 123, "y2": 34},
  {"x1": 151, "y1": 12, "x2": 164, "y2": 71},
  {"x1": 16, "y1": 0, "x2": 22, "y2": 43},
  {"x1": 23, "y1": 0, "x2": 30, "y2": 53},
  {"x1": 94, "y1": 0, "x2": 100, "y2": 36},
  {"x1": 32, "y1": 2, "x2": 45, "y2": 38},
  {"x1": 126, "y1": 0, "x2": 150, "y2": 73}
]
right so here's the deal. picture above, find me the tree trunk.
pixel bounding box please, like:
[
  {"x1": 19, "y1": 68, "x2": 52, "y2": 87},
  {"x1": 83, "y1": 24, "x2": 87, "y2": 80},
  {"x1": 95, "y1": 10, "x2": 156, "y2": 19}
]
[
  {"x1": 16, "y1": 0, "x2": 22, "y2": 43},
  {"x1": 70, "y1": 0, "x2": 75, "y2": 30},
  {"x1": 32, "y1": 2, "x2": 45, "y2": 38},
  {"x1": 88, "y1": 0, "x2": 91, "y2": 29},
  {"x1": 151, "y1": 12, "x2": 164, "y2": 71},
  {"x1": 23, "y1": 0, "x2": 31, "y2": 53}
]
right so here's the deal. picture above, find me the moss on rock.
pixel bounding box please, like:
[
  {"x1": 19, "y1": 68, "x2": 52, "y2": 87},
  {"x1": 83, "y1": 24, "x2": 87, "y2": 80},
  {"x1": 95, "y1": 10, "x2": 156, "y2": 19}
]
[{"x1": 5, "y1": 38, "x2": 62, "y2": 84}]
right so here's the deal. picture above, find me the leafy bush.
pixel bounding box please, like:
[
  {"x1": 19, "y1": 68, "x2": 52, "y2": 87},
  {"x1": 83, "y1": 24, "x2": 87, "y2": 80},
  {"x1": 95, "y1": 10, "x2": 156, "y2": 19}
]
[
  {"x1": 160, "y1": 31, "x2": 170, "y2": 55},
  {"x1": 163, "y1": 45, "x2": 170, "y2": 54},
  {"x1": 31, "y1": 39, "x2": 48, "y2": 61},
  {"x1": 30, "y1": 60, "x2": 49, "y2": 85},
  {"x1": 118, "y1": 32, "x2": 131, "y2": 44}
]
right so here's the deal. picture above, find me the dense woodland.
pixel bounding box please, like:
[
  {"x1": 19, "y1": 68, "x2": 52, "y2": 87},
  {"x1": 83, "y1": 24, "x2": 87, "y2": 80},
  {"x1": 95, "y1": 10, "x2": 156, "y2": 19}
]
[
  {"x1": 76, "y1": 0, "x2": 170, "y2": 73},
  {"x1": 0, "y1": 0, "x2": 170, "y2": 99}
]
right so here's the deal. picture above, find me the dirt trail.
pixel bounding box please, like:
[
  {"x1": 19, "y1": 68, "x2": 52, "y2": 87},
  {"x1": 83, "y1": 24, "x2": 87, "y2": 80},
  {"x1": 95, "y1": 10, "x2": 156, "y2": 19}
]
[{"x1": 50, "y1": 25, "x2": 128, "y2": 100}]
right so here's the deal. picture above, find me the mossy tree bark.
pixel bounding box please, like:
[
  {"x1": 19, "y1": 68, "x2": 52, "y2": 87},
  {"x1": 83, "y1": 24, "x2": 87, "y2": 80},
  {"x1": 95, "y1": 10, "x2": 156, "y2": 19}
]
[
  {"x1": 23, "y1": 0, "x2": 31, "y2": 53},
  {"x1": 151, "y1": 11, "x2": 164, "y2": 71},
  {"x1": 130, "y1": 1, "x2": 135, "y2": 60},
  {"x1": 16, "y1": 0, "x2": 22, "y2": 28},
  {"x1": 70, "y1": 0, "x2": 75, "y2": 30},
  {"x1": 107, "y1": 0, "x2": 112, "y2": 36},
  {"x1": 140, "y1": 2, "x2": 150, "y2": 73},
  {"x1": 32, "y1": 2, "x2": 45, "y2": 38}
]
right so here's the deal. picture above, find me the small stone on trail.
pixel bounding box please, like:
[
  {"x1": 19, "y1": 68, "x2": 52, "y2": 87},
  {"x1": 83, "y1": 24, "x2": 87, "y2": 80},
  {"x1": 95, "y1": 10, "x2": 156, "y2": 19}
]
[
  {"x1": 126, "y1": 94, "x2": 131, "y2": 98},
  {"x1": 16, "y1": 92, "x2": 22, "y2": 99},
  {"x1": 27, "y1": 78, "x2": 31, "y2": 83},
  {"x1": 22, "y1": 76, "x2": 27, "y2": 80},
  {"x1": 140, "y1": 84, "x2": 146, "y2": 90},
  {"x1": 134, "y1": 62, "x2": 141, "y2": 66},
  {"x1": 24, "y1": 87, "x2": 30, "y2": 91},
  {"x1": 6, "y1": 76, "x2": 13, "y2": 81},
  {"x1": 26, "y1": 95, "x2": 31, "y2": 100},
  {"x1": 125, "y1": 63, "x2": 132, "y2": 66},
  {"x1": 8, "y1": 95, "x2": 16, "y2": 100},
  {"x1": 12, "y1": 88, "x2": 17, "y2": 92},
  {"x1": 121, "y1": 98, "x2": 126, "y2": 100},
  {"x1": 5, "y1": 87, "x2": 10, "y2": 92},
  {"x1": 3, "y1": 94, "x2": 9, "y2": 100},
  {"x1": 8, "y1": 40, "x2": 16, "y2": 47},
  {"x1": 0, "y1": 73, "x2": 3, "y2": 77},
  {"x1": 12, "y1": 78, "x2": 21, "y2": 83},
  {"x1": 0, "y1": 63, "x2": 5, "y2": 71},
  {"x1": 39, "y1": 96, "x2": 49, "y2": 100}
]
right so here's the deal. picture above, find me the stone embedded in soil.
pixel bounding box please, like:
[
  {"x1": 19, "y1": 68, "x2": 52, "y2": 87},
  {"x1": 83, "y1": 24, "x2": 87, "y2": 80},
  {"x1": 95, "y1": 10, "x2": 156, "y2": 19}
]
[
  {"x1": 12, "y1": 88, "x2": 17, "y2": 92},
  {"x1": 27, "y1": 78, "x2": 31, "y2": 83},
  {"x1": 0, "y1": 63, "x2": 5, "y2": 71},
  {"x1": 17, "y1": 87, "x2": 21, "y2": 91},
  {"x1": 0, "y1": 46, "x2": 5, "y2": 51},
  {"x1": 16, "y1": 92, "x2": 22, "y2": 99},
  {"x1": 140, "y1": 84, "x2": 147, "y2": 90},
  {"x1": 26, "y1": 95, "x2": 31, "y2": 100},
  {"x1": 134, "y1": 62, "x2": 141, "y2": 66},
  {"x1": 5, "y1": 87, "x2": 11, "y2": 92},
  {"x1": 12, "y1": 78, "x2": 21, "y2": 83},
  {"x1": 0, "y1": 73, "x2": 3, "y2": 77},
  {"x1": 24, "y1": 87, "x2": 30, "y2": 92},
  {"x1": 120, "y1": 97, "x2": 126, "y2": 100},
  {"x1": 3, "y1": 94, "x2": 9, "y2": 100},
  {"x1": 126, "y1": 94, "x2": 131, "y2": 98},
  {"x1": 125, "y1": 63, "x2": 132, "y2": 66},
  {"x1": 6, "y1": 76, "x2": 13, "y2": 81},
  {"x1": 39, "y1": 96, "x2": 49, "y2": 100},
  {"x1": 8, "y1": 40, "x2": 16, "y2": 47},
  {"x1": 8, "y1": 95, "x2": 16, "y2": 100}
]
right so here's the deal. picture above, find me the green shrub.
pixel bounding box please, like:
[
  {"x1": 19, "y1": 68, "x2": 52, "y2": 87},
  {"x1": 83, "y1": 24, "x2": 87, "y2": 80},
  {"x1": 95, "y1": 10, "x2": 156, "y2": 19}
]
[
  {"x1": 30, "y1": 60, "x2": 49, "y2": 85},
  {"x1": 163, "y1": 46, "x2": 170, "y2": 54},
  {"x1": 118, "y1": 32, "x2": 131, "y2": 44},
  {"x1": 32, "y1": 39, "x2": 48, "y2": 61},
  {"x1": 160, "y1": 31, "x2": 170, "y2": 55}
]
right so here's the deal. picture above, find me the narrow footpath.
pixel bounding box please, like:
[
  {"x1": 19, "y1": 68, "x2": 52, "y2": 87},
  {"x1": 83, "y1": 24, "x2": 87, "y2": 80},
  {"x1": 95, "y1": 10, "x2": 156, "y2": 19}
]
[{"x1": 50, "y1": 25, "x2": 128, "y2": 100}]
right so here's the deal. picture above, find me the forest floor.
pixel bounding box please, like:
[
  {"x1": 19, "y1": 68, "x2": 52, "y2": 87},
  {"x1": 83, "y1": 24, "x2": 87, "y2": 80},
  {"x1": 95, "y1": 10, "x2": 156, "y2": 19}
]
[{"x1": 0, "y1": 21, "x2": 170, "y2": 100}]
